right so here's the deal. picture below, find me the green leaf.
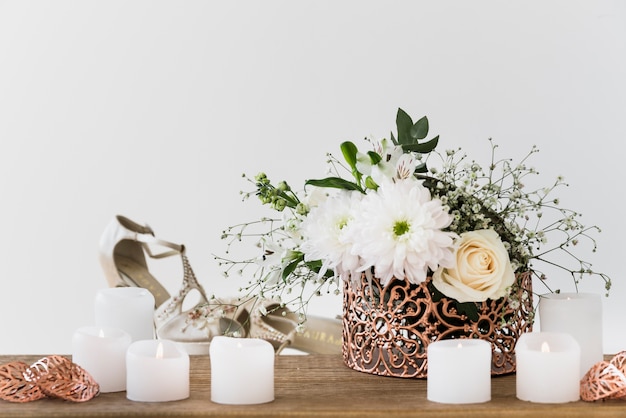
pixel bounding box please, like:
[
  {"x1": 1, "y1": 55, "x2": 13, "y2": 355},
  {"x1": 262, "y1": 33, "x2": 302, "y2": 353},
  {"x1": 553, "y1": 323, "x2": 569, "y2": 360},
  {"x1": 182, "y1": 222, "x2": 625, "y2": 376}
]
[
  {"x1": 305, "y1": 177, "x2": 363, "y2": 192},
  {"x1": 402, "y1": 135, "x2": 439, "y2": 154},
  {"x1": 364, "y1": 176, "x2": 378, "y2": 190},
  {"x1": 414, "y1": 162, "x2": 428, "y2": 173},
  {"x1": 304, "y1": 260, "x2": 334, "y2": 279},
  {"x1": 282, "y1": 253, "x2": 304, "y2": 280},
  {"x1": 340, "y1": 141, "x2": 358, "y2": 170},
  {"x1": 455, "y1": 302, "x2": 479, "y2": 322},
  {"x1": 304, "y1": 259, "x2": 322, "y2": 272},
  {"x1": 429, "y1": 281, "x2": 479, "y2": 322},
  {"x1": 340, "y1": 141, "x2": 362, "y2": 185},
  {"x1": 410, "y1": 116, "x2": 429, "y2": 140},
  {"x1": 396, "y1": 108, "x2": 413, "y2": 145},
  {"x1": 367, "y1": 151, "x2": 382, "y2": 165},
  {"x1": 429, "y1": 282, "x2": 445, "y2": 302},
  {"x1": 390, "y1": 131, "x2": 398, "y2": 146}
]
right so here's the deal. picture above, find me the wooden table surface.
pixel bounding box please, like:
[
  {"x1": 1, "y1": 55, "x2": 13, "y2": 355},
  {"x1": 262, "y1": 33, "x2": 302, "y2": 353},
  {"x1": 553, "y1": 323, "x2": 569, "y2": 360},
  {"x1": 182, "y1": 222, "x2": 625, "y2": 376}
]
[{"x1": 0, "y1": 354, "x2": 624, "y2": 417}]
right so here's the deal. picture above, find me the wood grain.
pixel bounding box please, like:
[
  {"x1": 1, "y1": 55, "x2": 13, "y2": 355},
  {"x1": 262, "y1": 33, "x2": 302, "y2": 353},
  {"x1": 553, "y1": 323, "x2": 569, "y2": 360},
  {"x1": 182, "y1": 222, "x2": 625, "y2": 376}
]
[{"x1": 0, "y1": 354, "x2": 623, "y2": 417}]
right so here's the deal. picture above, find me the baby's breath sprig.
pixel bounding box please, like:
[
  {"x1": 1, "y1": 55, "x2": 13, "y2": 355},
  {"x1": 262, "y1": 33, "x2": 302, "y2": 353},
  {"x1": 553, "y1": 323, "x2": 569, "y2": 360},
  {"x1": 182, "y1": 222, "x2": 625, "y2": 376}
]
[
  {"x1": 215, "y1": 172, "x2": 339, "y2": 319},
  {"x1": 421, "y1": 139, "x2": 611, "y2": 296}
]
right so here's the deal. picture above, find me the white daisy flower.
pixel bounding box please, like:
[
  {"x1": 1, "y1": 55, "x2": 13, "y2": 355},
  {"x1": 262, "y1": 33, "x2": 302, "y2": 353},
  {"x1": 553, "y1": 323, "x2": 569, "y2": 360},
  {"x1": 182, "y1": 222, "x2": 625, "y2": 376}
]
[
  {"x1": 347, "y1": 178, "x2": 457, "y2": 285},
  {"x1": 299, "y1": 190, "x2": 363, "y2": 280}
]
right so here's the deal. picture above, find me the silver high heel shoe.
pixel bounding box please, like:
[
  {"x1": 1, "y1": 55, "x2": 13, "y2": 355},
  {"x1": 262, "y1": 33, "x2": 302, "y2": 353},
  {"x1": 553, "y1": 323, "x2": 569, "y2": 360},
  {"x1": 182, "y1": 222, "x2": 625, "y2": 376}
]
[
  {"x1": 246, "y1": 301, "x2": 343, "y2": 355},
  {"x1": 99, "y1": 215, "x2": 341, "y2": 355},
  {"x1": 99, "y1": 215, "x2": 245, "y2": 355},
  {"x1": 99, "y1": 215, "x2": 178, "y2": 307},
  {"x1": 154, "y1": 255, "x2": 247, "y2": 355}
]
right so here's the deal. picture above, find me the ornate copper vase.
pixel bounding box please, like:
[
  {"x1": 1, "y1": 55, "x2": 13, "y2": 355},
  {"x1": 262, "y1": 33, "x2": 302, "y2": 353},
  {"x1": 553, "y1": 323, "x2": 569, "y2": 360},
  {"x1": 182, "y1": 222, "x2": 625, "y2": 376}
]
[{"x1": 342, "y1": 271, "x2": 533, "y2": 378}]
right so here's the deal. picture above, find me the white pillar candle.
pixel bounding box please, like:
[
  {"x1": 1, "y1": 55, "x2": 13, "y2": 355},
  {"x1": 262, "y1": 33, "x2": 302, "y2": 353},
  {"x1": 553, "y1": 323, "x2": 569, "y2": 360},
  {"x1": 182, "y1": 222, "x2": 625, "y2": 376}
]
[
  {"x1": 426, "y1": 339, "x2": 491, "y2": 404},
  {"x1": 126, "y1": 339, "x2": 190, "y2": 402},
  {"x1": 209, "y1": 336, "x2": 274, "y2": 405},
  {"x1": 539, "y1": 292, "x2": 603, "y2": 377},
  {"x1": 94, "y1": 287, "x2": 155, "y2": 341},
  {"x1": 71, "y1": 326, "x2": 131, "y2": 393},
  {"x1": 515, "y1": 332, "x2": 580, "y2": 403}
]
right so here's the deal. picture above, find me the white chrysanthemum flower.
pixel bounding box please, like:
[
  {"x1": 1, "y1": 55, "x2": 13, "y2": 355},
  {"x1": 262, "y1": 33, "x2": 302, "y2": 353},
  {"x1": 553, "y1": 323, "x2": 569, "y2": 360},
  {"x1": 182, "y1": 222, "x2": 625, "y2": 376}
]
[
  {"x1": 300, "y1": 190, "x2": 363, "y2": 280},
  {"x1": 282, "y1": 212, "x2": 305, "y2": 244},
  {"x1": 347, "y1": 178, "x2": 457, "y2": 285}
]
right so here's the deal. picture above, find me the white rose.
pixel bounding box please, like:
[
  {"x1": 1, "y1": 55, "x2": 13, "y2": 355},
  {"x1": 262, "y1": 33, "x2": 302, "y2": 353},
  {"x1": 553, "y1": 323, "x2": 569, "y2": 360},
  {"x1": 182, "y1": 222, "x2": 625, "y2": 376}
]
[{"x1": 432, "y1": 229, "x2": 515, "y2": 303}]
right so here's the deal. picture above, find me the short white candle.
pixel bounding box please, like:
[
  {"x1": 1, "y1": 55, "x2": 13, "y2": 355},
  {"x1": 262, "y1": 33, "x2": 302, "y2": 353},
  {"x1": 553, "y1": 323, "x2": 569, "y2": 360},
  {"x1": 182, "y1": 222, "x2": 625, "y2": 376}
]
[
  {"x1": 71, "y1": 326, "x2": 131, "y2": 393},
  {"x1": 427, "y1": 339, "x2": 491, "y2": 404},
  {"x1": 515, "y1": 332, "x2": 580, "y2": 403},
  {"x1": 539, "y1": 292, "x2": 603, "y2": 377},
  {"x1": 126, "y1": 339, "x2": 190, "y2": 402},
  {"x1": 209, "y1": 336, "x2": 274, "y2": 405},
  {"x1": 95, "y1": 287, "x2": 155, "y2": 341}
]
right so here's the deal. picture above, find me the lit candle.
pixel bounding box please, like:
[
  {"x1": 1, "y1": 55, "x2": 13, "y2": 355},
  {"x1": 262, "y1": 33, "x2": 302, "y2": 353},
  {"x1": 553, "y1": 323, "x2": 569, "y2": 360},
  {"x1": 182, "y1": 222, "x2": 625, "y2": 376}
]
[
  {"x1": 71, "y1": 326, "x2": 131, "y2": 393},
  {"x1": 426, "y1": 339, "x2": 491, "y2": 404},
  {"x1": 515, "y1": 332, "x2": 580, "y2": 403},
  {"x1": 94, "y1": 287, "x2": 155, "y2": 341},
  {"x1": 209, "y1": 336, "x2": 274, "y2": 405},
  {"x1": 126, "y1": 339, "x2": 190, "y2": 402},
  {"x1": 539, "y1": 292, "x2": 603, "y2": 377}
]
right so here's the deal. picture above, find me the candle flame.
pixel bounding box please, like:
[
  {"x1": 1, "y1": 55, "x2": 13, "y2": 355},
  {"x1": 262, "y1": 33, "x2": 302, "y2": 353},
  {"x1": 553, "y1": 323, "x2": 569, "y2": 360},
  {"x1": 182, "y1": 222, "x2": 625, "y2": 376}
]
[
  {"x1": 457, "y1": 342, "x2": 463, "y2": 349},
  {"x1": 541, "y1": 341, "x2": 550, "y2": 353},
  {"x1": 156, "y1": 342, "x2": 164, "y2": 359},
  {"x1": 98, "y1": 329, "x2": 105, "y2": 338}
]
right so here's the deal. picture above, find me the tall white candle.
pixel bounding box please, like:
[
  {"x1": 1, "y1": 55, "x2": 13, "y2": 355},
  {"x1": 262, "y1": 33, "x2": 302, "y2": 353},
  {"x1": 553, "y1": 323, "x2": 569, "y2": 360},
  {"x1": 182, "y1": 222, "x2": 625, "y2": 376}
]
[
  {"x1": 209, "y1": 336, "x2": 275, "y2": 405},
  {"x1": 427, "y1": 339, "x2": 491, "y2": 404},
  {"x1": 94, "y1": 287, "x2": 155, "y2": 341},
  {"x1": 71, "y1": 326, "x2": 131, "y2": 393},
  {"x1": 126, "y1": 339, "x2": 190, "y2": 402},
  {"x1": 515, "y1": 332, "x2": 580, "y2": 403},
  {"x1": 539, "y1": 292, "x2": 602, "y2": 377}
]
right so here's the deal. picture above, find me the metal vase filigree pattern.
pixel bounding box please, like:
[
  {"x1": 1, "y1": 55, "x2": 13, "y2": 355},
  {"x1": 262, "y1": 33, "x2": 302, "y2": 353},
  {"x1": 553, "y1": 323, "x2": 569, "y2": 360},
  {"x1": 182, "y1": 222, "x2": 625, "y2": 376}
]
[{"x1": 342, "y1": 271, "x2": 533, "y2": 378}]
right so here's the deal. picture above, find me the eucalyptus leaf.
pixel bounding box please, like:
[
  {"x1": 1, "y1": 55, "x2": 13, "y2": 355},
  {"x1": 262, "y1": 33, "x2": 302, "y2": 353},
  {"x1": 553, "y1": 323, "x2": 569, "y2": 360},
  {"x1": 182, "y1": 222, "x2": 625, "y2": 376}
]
[
  {"x1": 396, "y1": 108, "x2": 413, "y2": 145},
  {"x1": 414, "y1": 162, "x2": 428, "y2": 173},
  {"x1": 402, "y1": 135, "x2": 439, "y2": 153},
  {"x1": 390, "y1": 131, "x2": 398, "y2": 146},
  {"x1": 410, "y1": 116, "x2": 429, "y2": 140}
]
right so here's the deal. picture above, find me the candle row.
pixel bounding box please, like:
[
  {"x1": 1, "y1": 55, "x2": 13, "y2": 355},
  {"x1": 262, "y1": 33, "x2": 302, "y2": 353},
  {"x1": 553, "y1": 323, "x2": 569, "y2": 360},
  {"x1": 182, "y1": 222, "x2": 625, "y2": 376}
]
[
  {"x1": 427, "y1": 292, "x2": 603, "y2": 404},
  {"x1": 74, "y1": 330, "x2": 277, "y2": 403},
  {"x1": 79, "y1": 288, "x2": 601, "y2": 404},
  {"x1": 72, "y1": 288, "x2": 275, "y2": 404},
  {"x1": 427, "y1": 332, "x2": 583, "y2": 404},
  {"x1": 73, "y1": 332, "x2": 191, "y2": 401}
]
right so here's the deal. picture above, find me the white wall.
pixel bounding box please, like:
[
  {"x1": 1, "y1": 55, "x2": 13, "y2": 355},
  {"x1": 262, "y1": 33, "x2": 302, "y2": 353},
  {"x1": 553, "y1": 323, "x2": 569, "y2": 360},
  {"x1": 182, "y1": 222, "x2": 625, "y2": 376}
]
[{"x1": 0, "y1": 0, "x2": 624, "y2": 355}]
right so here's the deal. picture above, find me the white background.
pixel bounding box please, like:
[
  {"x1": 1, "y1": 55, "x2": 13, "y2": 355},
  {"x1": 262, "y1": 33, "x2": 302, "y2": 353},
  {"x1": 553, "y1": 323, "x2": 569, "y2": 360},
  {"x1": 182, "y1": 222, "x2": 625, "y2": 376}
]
[{"x1": 0, "y1": 0, "x2": 624, "y2": 355}]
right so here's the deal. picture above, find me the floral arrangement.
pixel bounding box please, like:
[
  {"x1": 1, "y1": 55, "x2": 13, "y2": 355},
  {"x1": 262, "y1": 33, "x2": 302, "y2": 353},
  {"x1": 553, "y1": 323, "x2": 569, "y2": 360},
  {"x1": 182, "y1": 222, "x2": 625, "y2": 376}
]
[{"x1": 216, "y1": 108, "x2": 611, "y2": 323}]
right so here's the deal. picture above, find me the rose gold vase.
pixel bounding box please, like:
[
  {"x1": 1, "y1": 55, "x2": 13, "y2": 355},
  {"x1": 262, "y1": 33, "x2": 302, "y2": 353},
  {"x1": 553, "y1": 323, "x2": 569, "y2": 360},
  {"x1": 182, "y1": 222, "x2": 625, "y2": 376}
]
[{"x1": 342, "y1": 271, "x2": 533, "y2": 378}]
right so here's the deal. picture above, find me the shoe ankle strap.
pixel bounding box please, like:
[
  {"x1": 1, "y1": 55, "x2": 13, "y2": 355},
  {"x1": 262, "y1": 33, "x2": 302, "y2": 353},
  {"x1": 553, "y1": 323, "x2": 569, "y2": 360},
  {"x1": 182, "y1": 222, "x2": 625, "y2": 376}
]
[{"x1": 137, "y1": 235, "x2": 185, "y2": 259}]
